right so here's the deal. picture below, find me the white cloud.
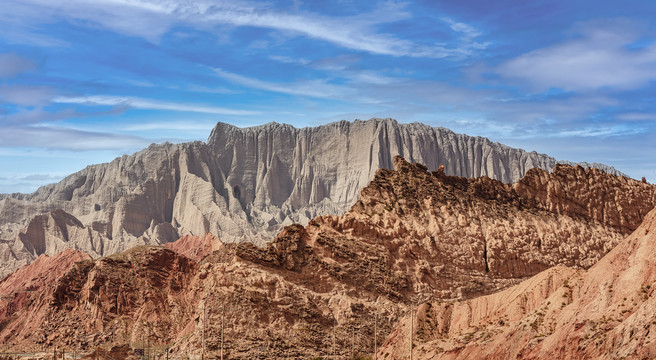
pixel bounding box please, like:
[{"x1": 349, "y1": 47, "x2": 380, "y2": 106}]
[
  {"x1": 496, "y1": 20, "x2": 656, "y2": 92},
  {"x1": 19, "y1": 174, "x2": 63, "y2": 181},
  {"x1": 553, "y1": 125, "x2": 645, "y2": 138},
  {"x1": 52, "y1": 95, "x2": 260, "y2": 115},
  {"x1": 269, "y1": 55, "x2": 310, "y2": 65},
  {"x1": 441, "y1": 17, "x2": 490, "y2": 52}
]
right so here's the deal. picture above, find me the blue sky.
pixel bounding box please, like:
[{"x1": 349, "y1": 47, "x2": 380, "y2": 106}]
[{"x1": 1, "y1": 0, "x2": 655, "y2": 193}]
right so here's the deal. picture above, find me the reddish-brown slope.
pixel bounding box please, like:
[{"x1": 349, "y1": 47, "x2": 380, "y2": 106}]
[
  {"x1": 0, "y1": 248, "x2": 90, "y2": 322},
  {"x1": 0, "y1": 245, "x2": 198, "y2": 350},
  {"x1": 164, "y1": 232, "x2": 222, "y2": 261},
  {"x1": 379, "y1": 207, "x2": 656, "y2": 360}
]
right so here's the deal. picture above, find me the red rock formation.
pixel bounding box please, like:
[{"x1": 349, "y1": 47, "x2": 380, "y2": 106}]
[
  {"x1": 378, "y1": 207, "x2": 656, "y2": 360},
  {"x1": 286, "y1": 156, "x2": 656, "y2": 301},
  {"x1": 514, "y1": 164, "x2": 654, "y2": 233}
]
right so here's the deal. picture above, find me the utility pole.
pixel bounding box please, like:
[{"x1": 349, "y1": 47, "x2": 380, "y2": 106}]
[
  {"x1": 221, "y1": 303, "x2": 225, "y2": 360},
  {"x1": 202, "y1": 301, "x2": 206, "y2": 360},
  {"x1": 333, "y1": 326, "x2": 336, "y2": 359},
  {"x1": 410, "y1": 306, "x2": 414, "y2": 360},
  {"x1": 374, "y1": 313, "x2": 377, "y2": 360},
  {"x1": 351, "y1": 325, "x2": 355, "y2": 359}
]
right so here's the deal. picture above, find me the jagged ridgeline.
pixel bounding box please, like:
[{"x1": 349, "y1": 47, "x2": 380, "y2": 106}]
[{"x1": 0, "y1": 118, "x2": 624, "y2": 277}]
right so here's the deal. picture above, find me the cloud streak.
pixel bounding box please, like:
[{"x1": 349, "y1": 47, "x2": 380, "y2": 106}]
[
  {"x1": 495, "y1": 20, "x2": 656, "y2": 92},
  {"x1": 213, "y1": 68, "x2": 351, "y2": 99},
  {"x1": 52, "y1": 95, "x2": 260, "y2": 115},
  {"x1": 0, "y1": 125, "x2": 150, "y2": 150}
]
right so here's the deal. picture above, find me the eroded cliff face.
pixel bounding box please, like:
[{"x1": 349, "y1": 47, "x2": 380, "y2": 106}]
[
  {"x1": 0, "y1": 157, "x2": 651, "y2": 358},
  {"x1": 378, "y1": 207, "x2": 656, "y2": 360},
  {"x1": 0, "y1": 119, "x2": 627, "y2": 278}
]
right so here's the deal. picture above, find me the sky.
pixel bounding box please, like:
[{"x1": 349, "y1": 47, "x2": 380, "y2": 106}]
[{"x1": 1, "y1": 0, "x2": 656, "y2": 193}]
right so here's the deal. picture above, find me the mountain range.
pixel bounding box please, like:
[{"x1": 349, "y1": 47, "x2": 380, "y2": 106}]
[{"x1": 0, "y1": 118, "x2": 626, "y2": 278}]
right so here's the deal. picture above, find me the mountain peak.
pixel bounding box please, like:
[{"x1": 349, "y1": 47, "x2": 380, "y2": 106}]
[{"x1": 0, "y1": 119, "x2": 629, "y2": 278}]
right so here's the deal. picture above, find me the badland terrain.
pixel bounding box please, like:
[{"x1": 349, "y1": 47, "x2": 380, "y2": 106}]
[{"x1": 0, "y1": 119, "x2": 653, "y2": 359}]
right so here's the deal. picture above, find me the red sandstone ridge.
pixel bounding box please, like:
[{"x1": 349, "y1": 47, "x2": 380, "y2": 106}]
[
  {"x1": 514, "y1": 163, "x2": 654, "y2": 234},
  {"x1": 164, "y1": 232, "x2": 222, "y2": 261},
  {"x1": 274, "y1": 156, "x2": 656, "y2": 301},
  {"x1": 378, "y1": 206, "x2": 656, "y2": 360}
]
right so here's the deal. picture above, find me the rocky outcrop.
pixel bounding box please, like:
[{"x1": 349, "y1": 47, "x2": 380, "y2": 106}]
[
  {"x1": 0, "y1": 248, "x2": 90, "y2": 301},
  {"x1": 0, "y1": 119, "x2": 627, "y2": 278},
  {"x1": 378, "y1": 205, "x2": 656, "y2": 360},
  {"x1": 289, "y1": 156, "x2": 656, "y2": 300}
]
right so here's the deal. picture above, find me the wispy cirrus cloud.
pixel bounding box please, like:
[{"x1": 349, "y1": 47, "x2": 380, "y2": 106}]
[
  {"x1": 19, "y1": 174, "x2": 63, "y2": 181},
  {"x1": 52, "y1": 95, "x2": 260, "y2": 115},
  {"x1": 268, "y1": 55, "x2": 311, "y2": 65},
  {"x1": 1, "y1": 106, "x2": 126, "y2": 125},
  {"x1": 213, "y1": 68, "x2": 351, "y2": 99},
  {"x1": 121, "y1": 121, "x2": 217, "y2": 132},
  {"x1": 1, "y1": 0, "x2": 488, "y2": 58}
]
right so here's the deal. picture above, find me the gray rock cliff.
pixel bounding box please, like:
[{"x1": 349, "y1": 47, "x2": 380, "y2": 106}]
[{"x1": 0, "y1": 118, "x2": 624, "y2": 277}]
